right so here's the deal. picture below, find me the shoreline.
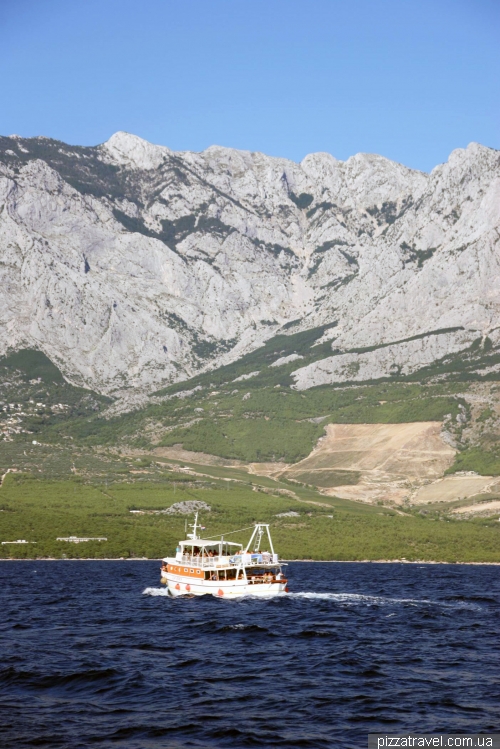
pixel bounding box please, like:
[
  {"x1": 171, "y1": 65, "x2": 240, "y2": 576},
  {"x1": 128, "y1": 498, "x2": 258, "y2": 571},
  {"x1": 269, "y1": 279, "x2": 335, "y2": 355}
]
[{"x1": 1, "y1": 558, "x2": 499, "y2": 565}]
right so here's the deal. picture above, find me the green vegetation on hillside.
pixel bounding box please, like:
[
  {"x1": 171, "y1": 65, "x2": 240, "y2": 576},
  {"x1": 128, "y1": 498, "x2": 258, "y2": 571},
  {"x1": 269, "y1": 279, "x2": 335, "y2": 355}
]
[
  {"x1": 2, "y1": 349, "x2": 65, "y2": 383},
  {"x1": 154, "y1": 322, "x2": 340, "y2": 395},
  {"x1": 3, "y1": 347, "x2": 466, "y2": 465},
  {"x1": 446, "y1": 448, "x2": 500, "y2": 476},
  {"x1": 4, "y1": 361, "x2": 465, "y2": 465},
  {"x1": 0, "y1": 473, "x2": 498, "y2": 562},
  {"x1": 2, "y1": 344, "x2": 500, "y2": 482},
  {"x1": 291, "y1": 470, "x2": 362, "y2": 488},
  {"x1": 410, "y1": 336, "x2": 500, "y2": 382},
  {"x1": 159, "y1": 417, "x2": 323, "y2": 463},
  {"x1": 16, "y1": 377, "x2": 460, "y2": 459},
  {"x1": 155, "y1": 382, "x2": 463, "y2": 462},
  {"x1": 0, "y1": 349, "x2": 110, "y2": 442}
]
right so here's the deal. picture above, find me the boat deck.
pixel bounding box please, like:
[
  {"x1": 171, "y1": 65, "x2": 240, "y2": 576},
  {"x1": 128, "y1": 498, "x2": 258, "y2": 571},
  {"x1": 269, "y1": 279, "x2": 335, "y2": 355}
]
[{"x1": 165, "y1": 552, "x2": 281, "y2": 569}]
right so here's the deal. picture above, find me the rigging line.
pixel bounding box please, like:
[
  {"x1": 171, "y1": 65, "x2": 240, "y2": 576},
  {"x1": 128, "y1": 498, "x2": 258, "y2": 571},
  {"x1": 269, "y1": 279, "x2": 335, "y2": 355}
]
[{"x1": 202, "y1": 525, "x2": 257, "y2": 540}]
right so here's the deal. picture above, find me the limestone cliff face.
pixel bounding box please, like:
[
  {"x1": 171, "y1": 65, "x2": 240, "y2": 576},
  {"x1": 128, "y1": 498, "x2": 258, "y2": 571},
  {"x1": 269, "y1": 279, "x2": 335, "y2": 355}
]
[{"x1": 0, "y1": 132, "x2": 498, "y2": 395}]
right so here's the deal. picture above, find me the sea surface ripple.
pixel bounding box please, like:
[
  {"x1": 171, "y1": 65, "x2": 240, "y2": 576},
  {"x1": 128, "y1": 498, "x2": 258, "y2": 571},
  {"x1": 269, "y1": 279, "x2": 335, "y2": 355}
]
[{"x1": 0, "y1": 561, "x2": 499, "y2": 748}]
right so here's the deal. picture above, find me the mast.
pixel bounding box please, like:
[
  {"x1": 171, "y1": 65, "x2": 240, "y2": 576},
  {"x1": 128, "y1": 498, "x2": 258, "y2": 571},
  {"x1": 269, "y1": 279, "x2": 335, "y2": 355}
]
[
  {"x1": 244, "y1": 524, "x2": 275, "y2": 556},
  {"x1": 266, "y1": 525, "x2": 275, "y2": 556},
  {"x1": 187, "y1": 512, "x2": 199, "y2": 541}
]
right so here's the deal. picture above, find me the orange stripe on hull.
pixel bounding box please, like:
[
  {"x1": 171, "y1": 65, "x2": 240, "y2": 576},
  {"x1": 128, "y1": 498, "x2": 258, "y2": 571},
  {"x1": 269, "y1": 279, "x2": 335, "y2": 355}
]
[{"x1": 167, "y1": 564, "x2": 204, "y2": 579}]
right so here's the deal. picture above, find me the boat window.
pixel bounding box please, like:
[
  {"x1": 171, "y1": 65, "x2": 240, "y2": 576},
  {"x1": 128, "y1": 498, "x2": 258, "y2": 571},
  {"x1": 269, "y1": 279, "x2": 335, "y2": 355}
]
[
  {"x1": 218, "y1": 570, "x2": 226, "y2": 580},
  {"x1": 226, "y1": 569, "x2": 236, "y2": 580}
]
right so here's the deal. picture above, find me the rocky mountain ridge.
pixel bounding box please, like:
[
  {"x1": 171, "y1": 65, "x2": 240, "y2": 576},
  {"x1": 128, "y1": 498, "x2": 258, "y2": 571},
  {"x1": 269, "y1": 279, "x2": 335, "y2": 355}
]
[{"x1": 0, "y1": 131, "x2": 499, "y2": 399}]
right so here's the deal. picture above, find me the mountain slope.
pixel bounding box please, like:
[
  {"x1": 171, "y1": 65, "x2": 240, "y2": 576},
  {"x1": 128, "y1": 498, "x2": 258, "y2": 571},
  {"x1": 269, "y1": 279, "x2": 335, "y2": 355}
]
[{"x1": 0, "y1": 132, "x2": 499, "y2": 397}]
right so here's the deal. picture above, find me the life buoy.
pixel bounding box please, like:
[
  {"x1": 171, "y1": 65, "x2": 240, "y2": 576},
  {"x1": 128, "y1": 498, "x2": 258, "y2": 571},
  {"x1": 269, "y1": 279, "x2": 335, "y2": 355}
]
[
  {"x1": 186, "y1": 584, "x2": 191, "y2": 591},
  {"x1": 217, "y1": 589, "x2": 224, "y2": 596},
  {"x1": 175, "y1": 583, "x2": 180, "y2": 590}
]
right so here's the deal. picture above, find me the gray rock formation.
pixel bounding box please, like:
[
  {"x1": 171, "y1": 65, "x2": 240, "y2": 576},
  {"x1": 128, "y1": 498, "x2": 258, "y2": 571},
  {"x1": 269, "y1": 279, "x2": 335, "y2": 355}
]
[
  {"x1": 165, "y1": 500, "x2": 211, "y2": 515},
  {"x1": 0, "y1": 131, "x2": 498, "y2": 396}
]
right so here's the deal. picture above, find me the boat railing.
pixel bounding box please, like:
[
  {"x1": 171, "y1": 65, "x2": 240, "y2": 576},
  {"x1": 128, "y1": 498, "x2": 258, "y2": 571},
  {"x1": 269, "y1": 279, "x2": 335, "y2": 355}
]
[{"x1": 177, "y1": 553, "x2": 278, "y2": 567}]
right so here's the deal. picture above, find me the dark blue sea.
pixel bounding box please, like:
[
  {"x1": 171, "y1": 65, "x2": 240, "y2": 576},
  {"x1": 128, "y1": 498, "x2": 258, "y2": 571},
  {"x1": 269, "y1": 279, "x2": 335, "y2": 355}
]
[{"x1": 0, "y1": 561, "x2": 499, "y2": 749}]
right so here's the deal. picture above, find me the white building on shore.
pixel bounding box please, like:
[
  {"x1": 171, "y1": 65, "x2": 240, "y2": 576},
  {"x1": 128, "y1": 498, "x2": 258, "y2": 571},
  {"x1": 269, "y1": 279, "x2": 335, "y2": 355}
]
[
  {"x1": 1, "y1": 539, "x2": 36, "y2": 544},
  {"x1": 56, "y1": 536, "x2": 107, "y2": 543}
]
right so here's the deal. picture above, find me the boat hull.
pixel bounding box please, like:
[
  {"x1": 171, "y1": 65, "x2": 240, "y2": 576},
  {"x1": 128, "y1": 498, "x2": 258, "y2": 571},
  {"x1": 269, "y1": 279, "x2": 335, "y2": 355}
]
[{"x1": 161, "y1": 572, "x2": 288, "y2": 598}]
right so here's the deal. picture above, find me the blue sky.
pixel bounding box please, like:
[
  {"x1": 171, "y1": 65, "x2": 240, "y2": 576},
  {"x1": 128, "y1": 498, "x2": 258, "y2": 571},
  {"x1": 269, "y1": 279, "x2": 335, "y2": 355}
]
[{"x1": 0, "y1": 0, "x2": 498, "y2": 171}]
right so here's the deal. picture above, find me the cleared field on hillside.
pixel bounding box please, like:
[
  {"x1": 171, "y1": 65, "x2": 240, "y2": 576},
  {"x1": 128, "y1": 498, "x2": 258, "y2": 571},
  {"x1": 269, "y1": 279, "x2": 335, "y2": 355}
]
[
  {"x1": 290, "y1": 422, "x2": 456, "y2": 477},
  {"x1": 276, "y1": 422, "x2": 455, "y2": 503},
  {"x1": 412, "y1": 475, "x2": 500, "y2": 505}
]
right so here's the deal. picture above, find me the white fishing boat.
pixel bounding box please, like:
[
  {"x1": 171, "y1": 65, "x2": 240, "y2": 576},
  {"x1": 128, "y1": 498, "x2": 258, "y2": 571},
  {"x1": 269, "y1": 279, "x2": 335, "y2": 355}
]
[{"x1": 160, "y1": 513, "x2": 289, "y2": 597}]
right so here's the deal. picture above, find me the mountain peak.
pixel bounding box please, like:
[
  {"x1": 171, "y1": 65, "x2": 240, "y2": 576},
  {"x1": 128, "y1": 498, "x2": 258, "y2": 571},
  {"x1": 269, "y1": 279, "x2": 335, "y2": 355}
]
[{"x1": 102, "y1": 131, "x2": 172, "y2": 169}]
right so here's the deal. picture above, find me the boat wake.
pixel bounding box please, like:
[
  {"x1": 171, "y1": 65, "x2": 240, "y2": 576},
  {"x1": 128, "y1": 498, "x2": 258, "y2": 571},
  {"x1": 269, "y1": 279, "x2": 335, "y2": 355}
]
[
  {"x1": 287, "y1": 591, "x2": 480, "y2": 609},
  {"x1": 143, "y1": 587, "x2": 171, "y2": 597},
  {"x1": 142, "y1": 587, "x2": 480, "y2": 609}
]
